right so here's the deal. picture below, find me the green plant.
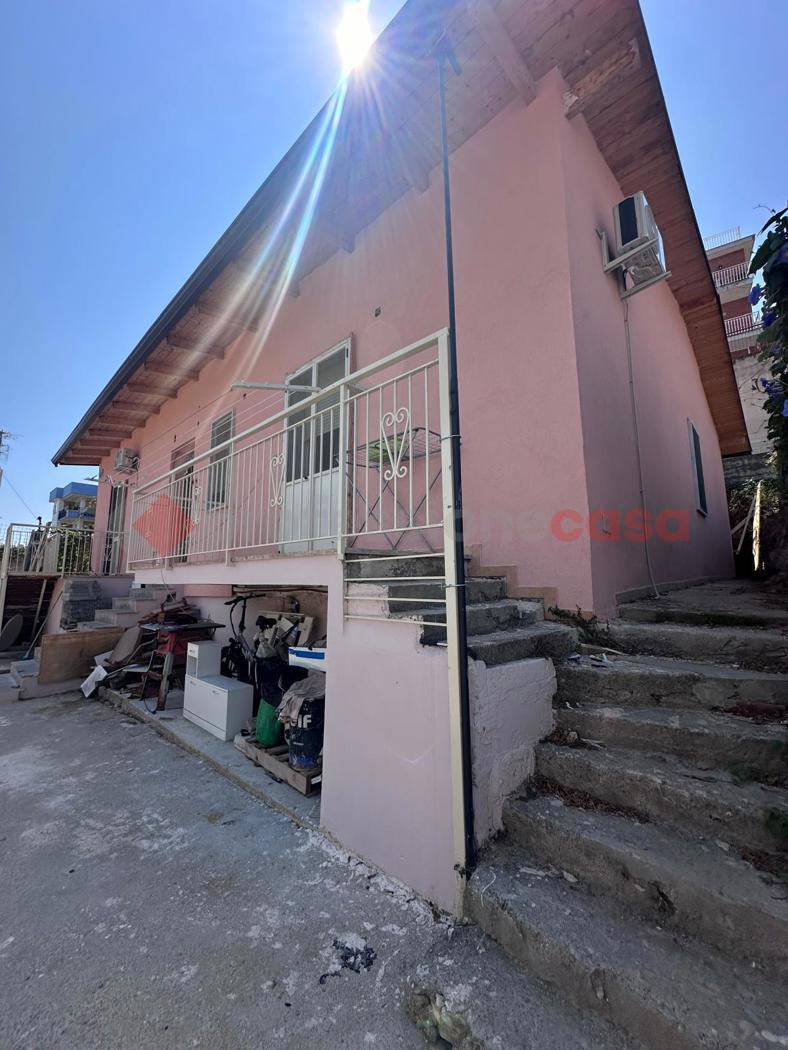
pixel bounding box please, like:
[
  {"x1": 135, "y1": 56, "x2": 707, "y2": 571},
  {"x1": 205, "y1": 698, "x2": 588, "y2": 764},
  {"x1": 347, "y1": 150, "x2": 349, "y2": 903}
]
[{"x1": 749, "y1": 205, "x2": 788, "y2": 483}]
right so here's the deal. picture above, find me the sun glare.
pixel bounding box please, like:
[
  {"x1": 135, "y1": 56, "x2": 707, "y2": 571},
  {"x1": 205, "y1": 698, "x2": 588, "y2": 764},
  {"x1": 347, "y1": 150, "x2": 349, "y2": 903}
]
[{"x1": 337, "y1": 1, "x2": 373, "y2": 75}]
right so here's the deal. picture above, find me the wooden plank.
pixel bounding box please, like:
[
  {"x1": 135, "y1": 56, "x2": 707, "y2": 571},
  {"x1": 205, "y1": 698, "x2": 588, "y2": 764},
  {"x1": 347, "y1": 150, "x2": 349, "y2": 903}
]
[
  {"x1": 233, "y1": 733, "x2": 322, "y2": 796},
  {"x1": 564, "y1": 38, "x2": 641, "y2": 118},
  {"x1": 39, "y1": 627, "x2": 125, "y2": 685},
  {"x1": 467, "y1": 0, "x2": 537, "y2": 105}
]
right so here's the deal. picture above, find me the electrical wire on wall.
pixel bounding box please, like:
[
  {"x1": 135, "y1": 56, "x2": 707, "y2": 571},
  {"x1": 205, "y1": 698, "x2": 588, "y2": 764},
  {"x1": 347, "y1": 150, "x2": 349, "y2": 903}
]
[{"x1": 623, "y1": 300, "x2": 661, "y2": 599}]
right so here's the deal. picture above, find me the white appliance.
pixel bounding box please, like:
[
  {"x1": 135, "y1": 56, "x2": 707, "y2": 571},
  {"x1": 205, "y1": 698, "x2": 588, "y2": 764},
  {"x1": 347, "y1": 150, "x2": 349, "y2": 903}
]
[
  {"x1": 186, "y1": 640, "x2": 221, "y2": 679},
  {"x1": 601, "y1": 191, "x2": 670, "y2": 300},
  {"x1": 113, "y1": 448, "x2": 139, "y2": 473},
  {"x1": 184, "y1": 674, "x2": 253, "y2": 742}
]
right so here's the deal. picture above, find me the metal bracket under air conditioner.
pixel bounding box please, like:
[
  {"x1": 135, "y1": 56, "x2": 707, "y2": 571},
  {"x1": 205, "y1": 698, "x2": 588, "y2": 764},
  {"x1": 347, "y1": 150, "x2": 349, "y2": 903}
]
[{"x1": 600, "y1": 230, "x2": 672, "y2": 301}]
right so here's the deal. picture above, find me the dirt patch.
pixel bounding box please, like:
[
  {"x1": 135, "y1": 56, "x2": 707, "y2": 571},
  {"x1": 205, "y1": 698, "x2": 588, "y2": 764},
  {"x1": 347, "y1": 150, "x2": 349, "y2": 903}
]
[
  {"x1": 525, "y1": 776, "x2": 648, "y2": 823},
  {"x1": 715, "y1": 702, "x2": 788, "y2": 724}
]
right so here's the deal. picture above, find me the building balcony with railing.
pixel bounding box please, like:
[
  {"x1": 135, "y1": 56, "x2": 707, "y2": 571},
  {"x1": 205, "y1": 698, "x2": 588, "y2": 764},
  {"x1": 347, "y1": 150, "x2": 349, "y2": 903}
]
[{"x1": 712, "y1": 260, "x2": 751, "y2": 289}]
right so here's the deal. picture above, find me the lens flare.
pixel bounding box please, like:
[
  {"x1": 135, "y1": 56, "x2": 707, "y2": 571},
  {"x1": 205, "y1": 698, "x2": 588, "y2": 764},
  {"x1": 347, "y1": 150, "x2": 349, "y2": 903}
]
[{"x1": 337, "y1": 0, "x2": 372, "y2": 75}]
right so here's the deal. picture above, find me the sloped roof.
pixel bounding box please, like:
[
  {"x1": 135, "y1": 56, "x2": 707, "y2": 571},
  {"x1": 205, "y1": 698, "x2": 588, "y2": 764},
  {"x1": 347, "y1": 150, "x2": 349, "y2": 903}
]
[{"x1": 53, "y1": 0, "x2": 748, "y2": 465}]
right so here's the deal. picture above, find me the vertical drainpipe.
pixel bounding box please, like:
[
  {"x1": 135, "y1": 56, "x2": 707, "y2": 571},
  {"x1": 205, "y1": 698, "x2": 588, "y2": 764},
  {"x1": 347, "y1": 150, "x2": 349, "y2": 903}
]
[{"x1": 435, "y1": 33, "x2": 477, "y2": 880}]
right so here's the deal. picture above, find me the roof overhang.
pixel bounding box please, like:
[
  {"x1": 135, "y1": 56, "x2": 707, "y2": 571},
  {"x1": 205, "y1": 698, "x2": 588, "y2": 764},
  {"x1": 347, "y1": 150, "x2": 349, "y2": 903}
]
[{"x1": 53, "y1": 0, "x2": 749, "y2": 465}]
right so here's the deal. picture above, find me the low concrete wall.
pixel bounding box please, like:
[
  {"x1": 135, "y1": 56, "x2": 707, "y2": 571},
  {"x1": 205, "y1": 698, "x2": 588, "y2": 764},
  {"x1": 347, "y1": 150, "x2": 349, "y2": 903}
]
[{"x1": 469, "y1": 656, "x2": 556, "y2": 845}]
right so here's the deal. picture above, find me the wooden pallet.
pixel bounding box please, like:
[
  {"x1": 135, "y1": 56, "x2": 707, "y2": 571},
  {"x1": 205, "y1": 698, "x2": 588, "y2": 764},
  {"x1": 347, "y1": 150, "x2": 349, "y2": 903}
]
[{"x1": 233, "y1": 733, "x2": 322, "y2": 796}]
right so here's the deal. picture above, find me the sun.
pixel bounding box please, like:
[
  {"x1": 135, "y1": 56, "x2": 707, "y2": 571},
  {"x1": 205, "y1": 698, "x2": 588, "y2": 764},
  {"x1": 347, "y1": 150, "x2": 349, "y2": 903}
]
[{"x1": 337, "y1": 1, "x2": 373, "y2": 76}]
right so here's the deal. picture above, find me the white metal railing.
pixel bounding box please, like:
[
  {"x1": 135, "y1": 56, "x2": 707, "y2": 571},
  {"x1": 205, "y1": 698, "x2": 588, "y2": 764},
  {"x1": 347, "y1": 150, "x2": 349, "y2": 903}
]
[
  {"x1": 725, "y1": 313, "x2": 763, "y2": 338},
  {"x1": 713, "y1": 261, "x2": 750, "y2": 288},
  {"x1": 0, "y1": 524, "x2": 125, "y2": 579},
  {"x1": 704, "y1": 226, "x2": 742, "y2": 251},
  {"x1": 127, "y1": 330, "x2": 450, "y2": 569}
]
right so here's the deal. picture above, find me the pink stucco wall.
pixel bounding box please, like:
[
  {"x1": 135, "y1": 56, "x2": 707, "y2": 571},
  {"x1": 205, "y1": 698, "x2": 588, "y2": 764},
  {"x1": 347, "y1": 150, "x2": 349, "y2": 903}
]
[{"x1": 557, "y1": 102, "x2": 734, "y2": 613}]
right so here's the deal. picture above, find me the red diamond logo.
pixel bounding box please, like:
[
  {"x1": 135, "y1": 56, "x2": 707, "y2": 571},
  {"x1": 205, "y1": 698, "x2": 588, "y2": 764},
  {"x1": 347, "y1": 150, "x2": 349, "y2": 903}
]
[{"x1": 132, "y1": 494, "x2": 196, "y2": 558}]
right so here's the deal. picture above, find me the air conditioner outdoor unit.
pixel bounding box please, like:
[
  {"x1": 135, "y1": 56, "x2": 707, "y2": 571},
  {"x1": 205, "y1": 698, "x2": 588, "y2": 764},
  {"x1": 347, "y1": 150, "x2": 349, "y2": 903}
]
[
  {"x1": 602, "y1": 191, "x2": 670, "y2": 299},
  {"x1": 114, "y1": 448, "x2": 139, "y2": 474}
]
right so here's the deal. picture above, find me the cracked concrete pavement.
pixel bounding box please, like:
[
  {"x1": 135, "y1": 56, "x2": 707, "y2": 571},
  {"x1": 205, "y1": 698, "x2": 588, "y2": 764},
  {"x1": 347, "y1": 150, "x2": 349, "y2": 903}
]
[{"x1": 0, "y1": 692, "x2": 454, "y2": 1049}]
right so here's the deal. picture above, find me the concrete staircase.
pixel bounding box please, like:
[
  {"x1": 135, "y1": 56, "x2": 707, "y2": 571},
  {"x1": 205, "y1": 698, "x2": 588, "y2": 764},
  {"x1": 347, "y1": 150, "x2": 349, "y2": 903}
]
[
  {"x1": 77, "y1": 586, "x2": 174, "y2": 630},
  {"x1": 467, "y1": 587, "x2": 788, "y2": 1050},
  {"x1": 345, "y1": 552, "x2": 577, "y2": 664}
]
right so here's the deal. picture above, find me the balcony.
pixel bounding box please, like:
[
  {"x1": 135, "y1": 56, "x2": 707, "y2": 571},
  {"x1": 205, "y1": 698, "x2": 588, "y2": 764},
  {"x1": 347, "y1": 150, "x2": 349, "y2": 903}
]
[
  {"x1": 127, "y1": 331, "x2": 451, "y2": 571},
  {"x1": 0, "y1": 524, "x2": 124, "y2": 579},
  {"x1": 704, "y1": 226, "x2": 742, "y2": 252},
  {"x1": 712, "y1": 261, "x2": 750, "y2": 289}
]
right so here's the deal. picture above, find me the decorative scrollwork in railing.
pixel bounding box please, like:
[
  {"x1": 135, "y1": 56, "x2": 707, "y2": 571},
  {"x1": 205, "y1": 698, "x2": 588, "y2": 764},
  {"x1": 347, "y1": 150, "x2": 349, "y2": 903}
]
[
  {"x1": 380, "y1": 408, "x2": 410, "y2": 482},
  {"x1": 270, "y1": 453, "x2": 286, "y2": 508}
]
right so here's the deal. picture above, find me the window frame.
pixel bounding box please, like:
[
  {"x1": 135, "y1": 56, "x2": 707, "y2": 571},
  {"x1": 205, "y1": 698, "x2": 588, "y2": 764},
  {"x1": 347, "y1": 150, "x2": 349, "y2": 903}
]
[
  {"x1": 206, "y1": 410, "x2": 234, "y2": 510},
  {"x1": 688, "y1": 419, "x2": 708, "y2": 517}
]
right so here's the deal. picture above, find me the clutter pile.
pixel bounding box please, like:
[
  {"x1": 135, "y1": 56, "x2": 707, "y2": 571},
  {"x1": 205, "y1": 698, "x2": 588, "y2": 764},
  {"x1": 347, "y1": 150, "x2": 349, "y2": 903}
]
[{"x1": 81, "y1": 594, "x2": 220, "y2": 710}]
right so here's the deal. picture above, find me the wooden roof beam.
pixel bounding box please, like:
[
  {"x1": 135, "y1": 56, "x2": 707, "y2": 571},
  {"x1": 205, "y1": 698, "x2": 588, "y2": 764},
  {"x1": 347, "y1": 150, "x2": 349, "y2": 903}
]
[
  {"x1": 110, "y1": 399, "x2": 161, "y2": 416},
  {"x1": 468, "y1": 0, "x2": 537, "y2": 106},
  {"x1": 125, "y1": 381, "x2": 176, "y2": 396},
  {"x1": 165, "y1": 334, "x2": 226, "y2": 358},
  {"x1": 194, "y1": 301, "x2": 258, "y2": 332},
  {"x1": 142, "y1": 362, "x2": 200, "y2": 382}
]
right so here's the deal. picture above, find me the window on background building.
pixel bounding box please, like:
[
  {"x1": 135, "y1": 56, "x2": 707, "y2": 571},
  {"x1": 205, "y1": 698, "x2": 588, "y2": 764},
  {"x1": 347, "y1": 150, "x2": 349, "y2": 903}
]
[
  {"x1": 688, "y1": 420, "x2": 707, "y2": 516},
  {"x1": 208, "y1": 411, "x2": 234, "y2": 509}
]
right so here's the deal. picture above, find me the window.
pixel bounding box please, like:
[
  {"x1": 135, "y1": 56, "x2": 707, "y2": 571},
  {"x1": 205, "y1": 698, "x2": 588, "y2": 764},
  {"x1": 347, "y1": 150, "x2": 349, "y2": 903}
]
[
  {"x1": 688, "y1": 420, "x2": 707, "y2": 516},
  {"x1": 207, "y1": 412, "x2": 233, "y2": 508}
]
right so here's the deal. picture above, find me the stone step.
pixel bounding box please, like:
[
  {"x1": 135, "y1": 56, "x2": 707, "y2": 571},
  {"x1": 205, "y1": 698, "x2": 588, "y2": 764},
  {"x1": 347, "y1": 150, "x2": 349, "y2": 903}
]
[
  {"x1": 600, "y1": 620, "x2": 788, "y2": 672},
  {"x1": 111, "y1": 596, "x2": 166, "y2": 613},
  {"x1": 385, "y1": 576, "x2": 508, "y2": 611},
  {"x1": 557, "y1": 653, "x2": 788, "y2": 711},
  {"x1": 536, "y1": 742, "x2": 788, "y2": 856},
  {"x1": 398, "y1": 599, "x2": 543, "y2": 640},
  {"x1": 344, "y1": 553, "x2": 447, "y2": 580},
  {"x1": 0, "y1": 672, "x2": 21, "y2": 703},
  {"x1": 93, "y1": 608, "x2": 143, "y2": 627},
  {"x1": 407, "y1": 923, "x2": 637, "y2": 1050},
  {"x1": 467, "y1": 844, "x2": 787, "y2": 1050},
  {"x1": 619, "y1": 598, "x2": 788, "y2": 629},
  {"x1": 503, "y1": 794, "x2": 788, "y2": 965},
  {"x1": 468, "y1": 622, "x2": 578, "y2": 667},
  {"x1": 554, "y1": 705, "x2": 787, "y2": 783}
]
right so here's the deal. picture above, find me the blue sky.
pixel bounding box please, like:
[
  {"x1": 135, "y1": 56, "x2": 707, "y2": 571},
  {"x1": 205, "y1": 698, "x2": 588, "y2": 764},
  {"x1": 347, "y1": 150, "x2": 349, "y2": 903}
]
[{"x1": 1, "y1": 0, "x2": 785, "y2": 528}]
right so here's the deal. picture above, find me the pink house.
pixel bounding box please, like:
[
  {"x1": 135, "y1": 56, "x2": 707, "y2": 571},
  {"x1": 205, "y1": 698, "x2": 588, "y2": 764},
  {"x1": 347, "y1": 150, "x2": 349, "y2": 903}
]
[{"x1": 52, "y1": 0, "x2": 748, "y2": 912}]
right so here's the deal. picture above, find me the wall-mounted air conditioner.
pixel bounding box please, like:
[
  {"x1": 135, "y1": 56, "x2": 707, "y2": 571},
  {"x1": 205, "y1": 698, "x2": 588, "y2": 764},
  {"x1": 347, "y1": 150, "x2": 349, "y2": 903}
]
[
  {"x1": 114, "y1": 448, "x2": 139, "y2": 474},
  {"x1": 602, "y1": 191, "x2": 671, "y2": 300}
]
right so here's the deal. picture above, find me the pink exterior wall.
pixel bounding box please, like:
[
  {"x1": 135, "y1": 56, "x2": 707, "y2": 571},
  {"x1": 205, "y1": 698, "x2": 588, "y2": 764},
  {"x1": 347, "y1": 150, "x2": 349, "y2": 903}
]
[{"x1": 558, "y1": 105, "x2": 734, "y2": 613}]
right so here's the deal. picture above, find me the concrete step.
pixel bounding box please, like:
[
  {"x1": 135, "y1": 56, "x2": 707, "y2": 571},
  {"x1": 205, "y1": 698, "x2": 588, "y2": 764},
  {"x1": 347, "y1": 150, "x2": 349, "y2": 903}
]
[
  {"x1": 127, "y1": 587, "x2": 172, "y2": 600},
  {"x1": 407, "y1": 923, "x2": 638, "y2": 1050},
  {"x1": 345, "y1": 554, "x2": 446, "y2": 580},
  {"x1": 0, "y1": 672, "x2": 21, "y2": 702},
  {"x1": 467, "y1": 843, "x2": 787, "y2": 1050},
  {"x1": 503, "y1": 795, "x2": 788, "y2": 965},
  {"x1": 536, "y1": 742, "x2": 788, "y2": 856},
  {"x1": 557, "y1": 653, "x2": 788, "y2": 711},
  {"x1": 619, "y1": 598, "x2": 788, "y2": 629},
  {"x1": 468, "y1": 622, "x2": 578, "y2": 667},
  {"x1": 399, "y1": 599, "x2": 543, "y2": 640},
  {"x1": 76, "y1": 621, "x2": 122, "y2": 631},
  {"x1": 93, "y1": 608, "x2": 143, "y2": 627},
  {"x1": 385, "y1": 576, "x2": 508, "y2": 611},
  {"x1": 111, "y1": 596, "x2": 165, "y2": 613},
  {"x1": 601, "y1": 620, "x2": 788, "y2": 672},
  {"x1": 554, "y1": 705, "x2": 787, "y2": 784}
]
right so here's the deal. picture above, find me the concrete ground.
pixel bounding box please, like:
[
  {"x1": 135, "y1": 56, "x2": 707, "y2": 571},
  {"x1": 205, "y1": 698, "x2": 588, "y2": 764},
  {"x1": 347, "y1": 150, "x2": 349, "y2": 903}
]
[{"x1": 0, "y1": 691, "x2": 454, "y2": 1049}]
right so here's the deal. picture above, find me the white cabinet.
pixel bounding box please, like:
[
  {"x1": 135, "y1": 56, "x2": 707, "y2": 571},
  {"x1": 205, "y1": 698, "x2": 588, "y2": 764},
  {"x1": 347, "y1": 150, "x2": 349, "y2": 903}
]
[{"x1": 184, "y1": 674, "x2": 253, "y2": 742}]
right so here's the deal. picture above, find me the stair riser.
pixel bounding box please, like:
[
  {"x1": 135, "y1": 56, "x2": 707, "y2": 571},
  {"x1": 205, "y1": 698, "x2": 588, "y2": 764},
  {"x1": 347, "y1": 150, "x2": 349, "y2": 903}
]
[
  {"x1": 93, "y1": 610, "x2": 141, "y2": 627},
  {"x1": 345, "y1": 556, "x2": 445, "y2": 580},
  {"x1": 418, "y1": 603, "x2": 539, "y2": 642},
  {"x1": 556, "y1": 665, "x2": 788, "y2": 711},
  {"x1": 467, "y1": 885, "x2": 700, "y2": 1050},
  {"x1": 386, "y1": 578, "x2": 508, "y2": 611},
  {"x1": 504, "y1": 803, "x2": 787, "y2": 966},
  {"x1": 536, "y1": 748, "x2": 785, "y2": 856},
  {"x1": 470, "y1": 628, "x2": 577, "y2": 667},
  {"x1": 619, "y1": 606, "x2": 788, "y2": 629},
  {"x1": 112, "y1": 598, "x2": 164, "y2": 613},
  {"x1": 554, "y1": 708, "x2": 786, "y2": 783},
  {"x1": 603, "y1": 622, "x2": 788, "y2": 672}
]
